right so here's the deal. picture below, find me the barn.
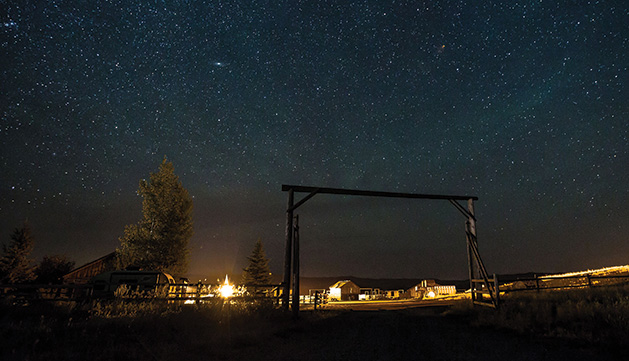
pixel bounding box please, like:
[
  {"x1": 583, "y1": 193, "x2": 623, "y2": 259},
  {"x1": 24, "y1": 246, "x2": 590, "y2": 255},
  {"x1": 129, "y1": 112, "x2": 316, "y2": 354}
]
[
  {"x1": 329, "y1": 280, "x2": 360, "y2": 301},
  {"x1": 63, "y1": 252, "x2": 117, "y2": 284}
]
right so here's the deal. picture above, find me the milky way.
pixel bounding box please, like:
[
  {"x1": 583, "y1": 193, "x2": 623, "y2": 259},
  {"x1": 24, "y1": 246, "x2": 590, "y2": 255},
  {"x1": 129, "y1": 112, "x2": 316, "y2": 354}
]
[{"x1": 1, "y1": 1, "x2": 627, "y2": 279}]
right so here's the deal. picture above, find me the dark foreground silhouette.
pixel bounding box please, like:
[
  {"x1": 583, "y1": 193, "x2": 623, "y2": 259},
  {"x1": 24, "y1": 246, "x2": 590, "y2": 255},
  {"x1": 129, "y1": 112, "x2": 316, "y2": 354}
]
[
  {"x1": 213, "y1": 307, "x2": 625, "y2": 361},
  {"x1": 2, "y1": 305, "x2": 626, "y2": 361}
]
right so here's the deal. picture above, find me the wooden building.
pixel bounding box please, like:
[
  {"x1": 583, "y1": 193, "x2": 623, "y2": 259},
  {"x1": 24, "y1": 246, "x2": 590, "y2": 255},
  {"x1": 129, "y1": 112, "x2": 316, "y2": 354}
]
[
  {"x1": 408, "y1": 284, "x2": 426, "y2": 299},
  {"x1": 385, "y1": 289, "x2": 406, "y2": 299},
  {"x1": 358, "y1": 287, "x2": 383, "y2": 300},
  {"x1": 408, "y1": 279, "x2": 457, "y2": 299},
  {"x1": 63, "y1": 252, "x2": 117, "y2": 284},
  {"x1": 329, "y1": 280, "x2": 360, "y2": 301}
]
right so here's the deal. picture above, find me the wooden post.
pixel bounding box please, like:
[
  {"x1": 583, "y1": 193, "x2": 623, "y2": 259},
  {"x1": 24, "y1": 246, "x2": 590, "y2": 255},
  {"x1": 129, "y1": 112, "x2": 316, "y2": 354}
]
[
  {"x1": 466, "y1": 198, "x2": 498, "y2": 308},
  {"x1": 466, "y1": 198, "x2": 478, "y2": 304},
  {"x1": 282, "y1": 189, "x2": 294, "y2": 311},
  {"x1": 467, "y1": 198, "x2": 478, "y2": 276},
  {"x1": 494, "y1": 274, "x2": 500, "y2": 307},
  {"x1": 465, "y1": 221, "x2": 475, "y2": 303},
  {"x1": 292, "y1": 215, "x2": 300, "y2": 318}
]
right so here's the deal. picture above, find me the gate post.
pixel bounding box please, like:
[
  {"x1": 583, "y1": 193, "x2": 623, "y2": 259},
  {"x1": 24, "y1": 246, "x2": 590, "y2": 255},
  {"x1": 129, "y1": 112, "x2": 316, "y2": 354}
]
[
  {"x1": 292, "y1": 215, "x2": 300, "y2": 318},
  {"x1": 467, "y1": 198, "x2": 477, "y2": 302},
  {"x1": 494, "y1": 274, "x2": 500, "y2": 306},
  {"x1": 282, "y1": 188, "x2": 294, "y2": 311},
  {"x1": 467, "y1": 199, "x2": 478, "y2": 264},
  {"x1": 466, "y1": 220, "x2": 475, "y2": 302}
]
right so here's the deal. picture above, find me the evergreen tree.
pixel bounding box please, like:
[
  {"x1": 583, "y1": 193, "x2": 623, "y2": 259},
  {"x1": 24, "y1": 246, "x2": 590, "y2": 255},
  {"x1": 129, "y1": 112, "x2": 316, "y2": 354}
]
[
  {"x1": 0, "y1": 222, "x2": 36, "y2": 284},
  {"x1": 241, "y1": 239, "x2": 272, "y2": 286},
  {"x1": 117, "y1": 158, "x2": 193, "y2": 276},
  {"x1": 36, "y1": 255, "x2": 75, "y2": 284}
]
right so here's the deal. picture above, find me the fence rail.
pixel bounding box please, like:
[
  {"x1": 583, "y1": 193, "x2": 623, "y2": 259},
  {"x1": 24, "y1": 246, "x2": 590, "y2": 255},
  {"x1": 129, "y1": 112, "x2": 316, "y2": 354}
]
[
  {"x1": 0, "y1": 282, "x2": 283, "y2": 303},
  {"x1": 500, "y1": 274, "x2": 629, "y2": 293},
  {"x1": 471, "y1": 275, "x2": 499, "y2": 308}
]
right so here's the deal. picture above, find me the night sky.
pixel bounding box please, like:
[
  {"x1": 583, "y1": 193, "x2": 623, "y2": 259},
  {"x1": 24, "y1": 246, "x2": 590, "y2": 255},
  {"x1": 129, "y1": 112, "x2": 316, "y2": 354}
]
[{"x1": 1, "y1": 1, "x2": 627, "y2": 280}]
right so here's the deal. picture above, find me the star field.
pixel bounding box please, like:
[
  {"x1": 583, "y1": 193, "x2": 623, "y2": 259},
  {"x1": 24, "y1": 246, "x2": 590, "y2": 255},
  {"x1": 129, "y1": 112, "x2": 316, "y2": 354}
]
[{"x1": 1, "y1": 1, "x2": 627, "y2": 279}]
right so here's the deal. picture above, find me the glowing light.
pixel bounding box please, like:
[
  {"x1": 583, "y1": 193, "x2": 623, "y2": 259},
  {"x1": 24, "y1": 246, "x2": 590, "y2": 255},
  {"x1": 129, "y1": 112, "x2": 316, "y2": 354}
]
[
  {"x1": 426, "y1": 290, "x2": 436, "y2": 298},
  {"x1": 541, "y1": 265, "x2": 629, "y2": 279},
  {"x1": 219, "y1": 275, "x2": 234, "y2": 298},
  {"x1": 329, "y1": 287, "x2": 341, "y2": 301}
]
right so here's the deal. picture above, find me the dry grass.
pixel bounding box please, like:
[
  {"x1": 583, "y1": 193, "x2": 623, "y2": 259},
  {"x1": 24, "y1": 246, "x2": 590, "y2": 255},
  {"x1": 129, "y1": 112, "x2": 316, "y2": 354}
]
[
  {"x1": 0, "y1": 296, "x2": 285, "y2": 361},
  {"x1": 458, "y1": 284, "x2": 629, "y2": 346},
  {"x1": 2, "y1": 293, "x2": 627, "y2": 361}
]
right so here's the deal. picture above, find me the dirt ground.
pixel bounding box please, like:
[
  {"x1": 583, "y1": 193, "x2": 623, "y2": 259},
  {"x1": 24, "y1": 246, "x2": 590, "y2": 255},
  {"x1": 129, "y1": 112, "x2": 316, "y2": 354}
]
[{"x1": 212, "y1": 307, "x2": 626, "y2": 361}]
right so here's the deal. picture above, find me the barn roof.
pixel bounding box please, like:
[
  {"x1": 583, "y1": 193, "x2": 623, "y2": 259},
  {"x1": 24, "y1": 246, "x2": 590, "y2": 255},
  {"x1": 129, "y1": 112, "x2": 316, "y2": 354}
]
[
  {"x1": 329, "y1": 280, "x2": 359, "y2": 289},
  {"x1": 63, "y1": 251, "x2": 116, "y2": 283}
]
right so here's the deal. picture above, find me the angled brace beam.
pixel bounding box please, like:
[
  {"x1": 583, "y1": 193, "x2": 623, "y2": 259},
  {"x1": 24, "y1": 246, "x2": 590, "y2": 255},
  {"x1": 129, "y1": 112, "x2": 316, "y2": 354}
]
[
  {"x1": 288, "y1": 188, "x2": 320, "y2": 212},
  {"x1": 449, "y1": 199, "x2": 475, "y2": 219},
  {"x1": 467, "y1": 226, "x2": 498, "y2": 306}
]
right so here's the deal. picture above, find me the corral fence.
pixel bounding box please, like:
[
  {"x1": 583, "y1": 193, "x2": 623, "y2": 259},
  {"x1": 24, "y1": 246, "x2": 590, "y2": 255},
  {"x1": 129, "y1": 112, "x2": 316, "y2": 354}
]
[
  {"x1": 0, "y1": 282, "x2": 283, "y2": 304},
  {"x1": 457, "y1": 272, "x2": 629, "y2": 309},
  {"x1": 0, "y1": 283, "x2": 92, "y2": 301},
  {"x1": 472, "y1": 274, "x2": 500, "y2": 308},
  {"x1": 499, "y1": 273, "x2": 629, "y2": 293}
]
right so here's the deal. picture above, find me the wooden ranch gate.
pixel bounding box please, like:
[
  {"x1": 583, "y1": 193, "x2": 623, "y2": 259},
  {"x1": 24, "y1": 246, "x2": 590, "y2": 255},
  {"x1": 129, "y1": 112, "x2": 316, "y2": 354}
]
[{"x1": 280, "y1": 184, "x2": 499, "y2": 317}]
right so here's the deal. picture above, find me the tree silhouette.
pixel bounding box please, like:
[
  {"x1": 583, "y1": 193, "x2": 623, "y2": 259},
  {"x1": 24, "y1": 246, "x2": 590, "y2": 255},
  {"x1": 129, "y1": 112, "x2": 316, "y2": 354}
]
[
  {"x1": 0, "y1": 222, "x2": 36, "y2": 284},
  {"x1": 242, "y1": 239, "x2": 272, "y2": 286},
  {"x1": 117, "y1": 158, "x2": 193, "y2": 276},
  {"x1": 36, "y1": 255, "x2": 75, "y2": 284}
]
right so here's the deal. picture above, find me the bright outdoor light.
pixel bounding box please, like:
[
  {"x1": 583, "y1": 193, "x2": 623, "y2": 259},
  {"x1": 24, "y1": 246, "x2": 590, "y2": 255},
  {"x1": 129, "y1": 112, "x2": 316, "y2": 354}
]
[{"x1": 219, "y1": 275, "x2": 234, "y2": 298}]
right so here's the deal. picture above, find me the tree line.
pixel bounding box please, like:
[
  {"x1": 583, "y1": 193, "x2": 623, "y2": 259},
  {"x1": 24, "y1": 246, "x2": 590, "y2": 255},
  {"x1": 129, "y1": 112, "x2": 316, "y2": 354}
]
[{"x1": 0, "y1": 222, "x2": 75, "y2": 284}]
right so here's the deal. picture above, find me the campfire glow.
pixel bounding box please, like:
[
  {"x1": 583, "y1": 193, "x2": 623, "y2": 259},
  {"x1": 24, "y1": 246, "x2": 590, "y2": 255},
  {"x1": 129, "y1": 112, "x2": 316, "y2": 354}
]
[{"x1": 219, "y1": 275, "x2": 234, "y2": 298}]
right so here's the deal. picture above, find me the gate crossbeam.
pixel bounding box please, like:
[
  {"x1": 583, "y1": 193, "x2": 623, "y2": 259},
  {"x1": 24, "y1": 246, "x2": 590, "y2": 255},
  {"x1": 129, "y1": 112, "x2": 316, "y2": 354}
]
[{"x1": 282, "y1": 184, "x2": 477, "y2": 201}]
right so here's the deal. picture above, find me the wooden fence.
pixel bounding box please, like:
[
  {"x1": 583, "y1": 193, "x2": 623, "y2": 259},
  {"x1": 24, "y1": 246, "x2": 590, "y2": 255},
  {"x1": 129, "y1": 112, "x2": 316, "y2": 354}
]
[
  {"x1": 500, "y1": 273, "x2": 629, "y2": 293},
  {"x1": 0, "y1": 282, "x2": 282, "y2": 303},
  {"x1": 471, "y1": 274, "x2": 500, "y2": 308}
]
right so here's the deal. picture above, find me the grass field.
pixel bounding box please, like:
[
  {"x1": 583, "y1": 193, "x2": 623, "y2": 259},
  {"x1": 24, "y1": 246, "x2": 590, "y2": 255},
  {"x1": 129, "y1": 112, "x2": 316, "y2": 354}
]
[
  {"x1": 1, "y1": 286, "x2": 628, "y2": 361},
  {"x1": 456, "y1": 284, "x2": 629, "y2": 346},
  {"x1": 0, "y1": 297, "x2": 287, "y2": 361}
]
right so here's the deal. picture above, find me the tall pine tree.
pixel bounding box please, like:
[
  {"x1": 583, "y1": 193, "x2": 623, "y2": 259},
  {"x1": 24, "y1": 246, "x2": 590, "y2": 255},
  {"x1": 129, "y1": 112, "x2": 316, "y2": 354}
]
[
  {"x1": 241, "y1": 239, "x2": 272, "y2": 286},
  {"x1": 117, "y1": 158, "x2": 193, "y2": 276},
  {"x1": 0, "y1": 222, "x2": 36, "y2": 284}
]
